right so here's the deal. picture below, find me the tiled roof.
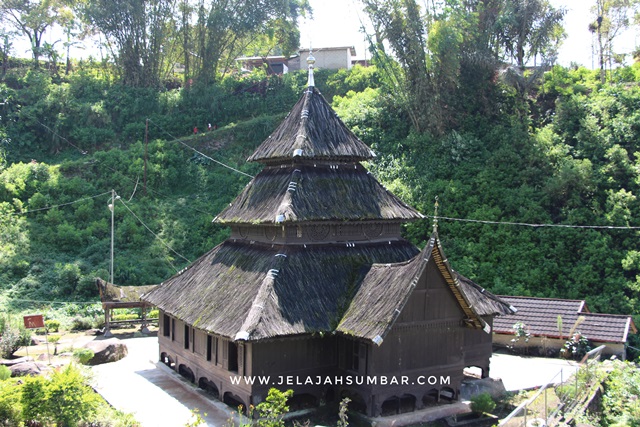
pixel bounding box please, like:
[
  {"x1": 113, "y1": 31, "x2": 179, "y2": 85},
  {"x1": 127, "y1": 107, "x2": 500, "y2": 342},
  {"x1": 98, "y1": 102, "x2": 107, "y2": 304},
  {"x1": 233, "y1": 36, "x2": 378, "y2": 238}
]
[{"x1": 494, "y1": 296, "x2": 637, "y2": 344}]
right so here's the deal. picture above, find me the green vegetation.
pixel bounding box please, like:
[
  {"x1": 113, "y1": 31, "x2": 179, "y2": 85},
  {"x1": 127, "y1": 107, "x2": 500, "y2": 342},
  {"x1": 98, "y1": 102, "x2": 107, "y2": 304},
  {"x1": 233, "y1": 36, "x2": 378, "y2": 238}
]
[
  {"x1": 1, "y1": 1, "x2": 640, "y2": 360},
  {"x1": 0, "y1": 364, "x2": 137, "y2": 426},
  {"x1": 470, "y1": 393, "x2": 496, "y2": 415},
  {"x1": 256, "y1": 388, "x2": 294, "y2": 427}
]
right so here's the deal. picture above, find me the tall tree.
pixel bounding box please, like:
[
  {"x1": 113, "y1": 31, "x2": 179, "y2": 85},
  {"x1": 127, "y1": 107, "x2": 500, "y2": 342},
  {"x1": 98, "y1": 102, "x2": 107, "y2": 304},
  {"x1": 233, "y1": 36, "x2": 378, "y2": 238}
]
[
  {"x1": 495, "y1": 0, "x2": 565, "y2": 69},
  {"x1": 589, "y1": 0, "x2": 640, "y2": 82},
  {"x1": 190, "y1": 0, "x2": 309, "y2": 85},
  {"x1": 361, "y1": 0, "x2": 567, "y2": 133},
  {"x1": 0, "y1": 0, "x2": 61, "y2": 68},
  {"x1": 80, "y1": 0, "x2": 177, "y2": 87}
]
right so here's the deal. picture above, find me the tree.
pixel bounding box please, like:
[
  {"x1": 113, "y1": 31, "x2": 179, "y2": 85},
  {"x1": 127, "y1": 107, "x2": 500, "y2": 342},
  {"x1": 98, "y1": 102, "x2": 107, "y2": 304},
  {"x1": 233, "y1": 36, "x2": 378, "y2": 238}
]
[
  {"x1": 0, "y1": 0, "x2": 61, "y2": 68},
  {"x1": 495, "y1": 0, "x2": 565, "y2": 70},
  {"x1": 190, "y1": 0, "x2": 310, "y2": 85},
  {"x1": 589, "y1": 0, "x2": 640, "y2": 82},
  {"x1": 80, "y1": 0, "x2": 178, "y2": 87}
]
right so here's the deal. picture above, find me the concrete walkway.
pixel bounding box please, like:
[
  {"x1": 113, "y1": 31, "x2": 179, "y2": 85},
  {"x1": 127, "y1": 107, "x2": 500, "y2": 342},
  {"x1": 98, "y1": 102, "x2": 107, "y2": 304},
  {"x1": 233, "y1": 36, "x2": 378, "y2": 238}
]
[
  {"x1": 490, "y1": 352, "x2": 581, "y2": 391},
  {"x1": 91, "y1": 336, "x2": 232, "y2": 427}
]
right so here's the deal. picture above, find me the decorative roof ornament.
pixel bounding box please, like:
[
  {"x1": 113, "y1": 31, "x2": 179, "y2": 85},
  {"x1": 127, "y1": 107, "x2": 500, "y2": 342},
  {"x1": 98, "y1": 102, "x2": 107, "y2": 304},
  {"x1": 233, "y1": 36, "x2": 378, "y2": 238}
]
[
  {"x1": 307, "y1": 50, "x2": 316, "y2": 87},
  {"x1": 433, "y1": 196, "x2": 439, "y2": 232}
]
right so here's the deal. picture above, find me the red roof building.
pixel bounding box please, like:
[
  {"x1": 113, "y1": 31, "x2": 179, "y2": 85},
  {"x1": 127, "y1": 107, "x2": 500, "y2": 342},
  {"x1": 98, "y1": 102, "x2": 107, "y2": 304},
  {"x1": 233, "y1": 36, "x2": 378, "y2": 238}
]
[{"x1": 493, "y1": 296, "x2": 637, "y2": 360}]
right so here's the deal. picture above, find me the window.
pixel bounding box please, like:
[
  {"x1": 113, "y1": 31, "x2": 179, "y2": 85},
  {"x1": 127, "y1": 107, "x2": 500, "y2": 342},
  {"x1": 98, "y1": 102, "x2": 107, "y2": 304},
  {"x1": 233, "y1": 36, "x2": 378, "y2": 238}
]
[
  {"x1": 163, "y1": 314, "x2": 170, "y2": 337},
  {"x1": 228, "y1": 341, "x2": 238, "y2": 372},
  {"x1": 184, "y1": 325, "x2": 190, "y2": 349},
  {"x1": 171, "y1": 318, "x2": 175, "y2": 341},
  {"x1": 345, "y1": 340, "x2": 366, "y2": 373},
  {"x1": 207, "y1": 335, "x2": 213, "y2": 361}
]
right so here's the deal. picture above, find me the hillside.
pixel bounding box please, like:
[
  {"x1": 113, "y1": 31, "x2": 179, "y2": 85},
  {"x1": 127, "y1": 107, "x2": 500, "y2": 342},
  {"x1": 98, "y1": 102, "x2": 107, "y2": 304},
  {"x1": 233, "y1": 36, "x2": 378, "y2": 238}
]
[{"x1": 1, "y1": 62, "x2": 640, "y2": 352}]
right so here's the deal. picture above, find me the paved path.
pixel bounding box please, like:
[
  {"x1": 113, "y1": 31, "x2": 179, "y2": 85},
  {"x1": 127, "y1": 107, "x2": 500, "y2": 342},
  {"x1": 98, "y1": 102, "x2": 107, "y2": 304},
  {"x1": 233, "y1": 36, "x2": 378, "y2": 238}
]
[
  {"x1": 490, "y1": 352, "x2": 581, "y2": 391},
  {"x1": 91, "y1": 336, "x2": 232, "y2": 427}
]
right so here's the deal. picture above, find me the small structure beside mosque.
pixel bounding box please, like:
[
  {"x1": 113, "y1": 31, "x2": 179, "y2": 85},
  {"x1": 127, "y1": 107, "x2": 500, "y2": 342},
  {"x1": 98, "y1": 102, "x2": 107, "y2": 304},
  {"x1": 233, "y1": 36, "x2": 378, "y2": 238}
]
[
  {"x1": 493, "y1": 295, "x2": 637, "y2": 360},
  {"x1": 143, "y1": 53, "x2": 513, "y2": 417}
]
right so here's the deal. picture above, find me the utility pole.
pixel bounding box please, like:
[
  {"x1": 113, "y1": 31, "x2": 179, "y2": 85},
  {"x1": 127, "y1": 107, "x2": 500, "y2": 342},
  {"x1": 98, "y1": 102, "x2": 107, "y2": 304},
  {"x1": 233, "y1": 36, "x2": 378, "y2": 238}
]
[
  {"x1": 144, "y1": 119, "x2": 149, "y2": 196},
  {"x1": 109, "y1": 190, "x2": 120, "y2": 284},
  {"x1": 110, "y1": 189, "x2": 115, "y2": 284}
]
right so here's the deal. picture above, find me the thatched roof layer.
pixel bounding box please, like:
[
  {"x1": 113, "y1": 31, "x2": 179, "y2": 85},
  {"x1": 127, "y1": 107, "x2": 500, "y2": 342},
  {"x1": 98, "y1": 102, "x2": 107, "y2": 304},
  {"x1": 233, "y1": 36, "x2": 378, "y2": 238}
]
[
  {"x1": 143, "y1": 240, "x2": 419, "y2": 340},
  {"x1": 337, "y1": 232, "x2": 514, "y2": 343},
  {"x1": 247, "y1": 87, "x2": 375, "y2": 163},
  {"x1": 216, "y1": 164, "x2": 422, "y2": 224},
  {"x1": 96, "y1": 278, "x2": 157, "y2": 305}
]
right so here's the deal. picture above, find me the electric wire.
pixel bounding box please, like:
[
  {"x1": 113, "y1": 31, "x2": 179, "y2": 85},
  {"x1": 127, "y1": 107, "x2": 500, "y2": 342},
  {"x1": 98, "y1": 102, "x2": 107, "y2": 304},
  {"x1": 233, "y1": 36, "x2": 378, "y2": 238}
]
[
  {"x1": 6, "y1": 298, "x2": 100, "y2": 306},
  {"x1": 115, "y1": 192, "x2": 191, "y2": 265},
  {"x1": 426, "y1": 215, "x2": 640, "y2": 230},
  {"x1": 4, "y1": 191, "x2": 112, "y2": 217},
  {"x1": 146, "y1": 118, "x2": 254, "y2": 179}
]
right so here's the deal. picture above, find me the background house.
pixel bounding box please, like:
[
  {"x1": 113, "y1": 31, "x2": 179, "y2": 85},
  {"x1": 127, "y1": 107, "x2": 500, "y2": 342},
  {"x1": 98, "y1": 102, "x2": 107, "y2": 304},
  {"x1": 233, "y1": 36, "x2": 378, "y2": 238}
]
[
  {"x1": 288, "y1": 47, "x2": 356, "y2": 70},
  {"x1": 493, "y1": 296, "x2": 637, "y2": 360}
]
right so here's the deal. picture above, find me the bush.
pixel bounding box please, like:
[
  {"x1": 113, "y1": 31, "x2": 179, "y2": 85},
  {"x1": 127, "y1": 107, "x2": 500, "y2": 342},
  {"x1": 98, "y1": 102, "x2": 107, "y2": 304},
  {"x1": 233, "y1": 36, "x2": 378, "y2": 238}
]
[
  {"x1": 0, "y1": 365, "x2": 11, "y2": 380},
  {"x1": 73, "y1": 348, "x2": 94, "y2": 365},
  {"x1": 70, "y1": 317, "x2": 94, "y2": 331},
  {"x1": 256, "y1": 388, "x2": 293, "y2": 427},
  {"x1": 470, "y1": 393, "x2": 496, "y2": 415},
  {"x1": 112, "y1": 313, "x2": 139, "y2": 321},
  {"x1": 45, "y1": 319, "x2": 60, "y2": 332},
  {"x1": 0, "y1": 378, "x2": 22, "y2": 426},
  {"x1": 0, "y1": 324, "x2": 31, "y2": 359},
  {"x1": 21, "y1": 364, "x2": 102, "y2": 426}
]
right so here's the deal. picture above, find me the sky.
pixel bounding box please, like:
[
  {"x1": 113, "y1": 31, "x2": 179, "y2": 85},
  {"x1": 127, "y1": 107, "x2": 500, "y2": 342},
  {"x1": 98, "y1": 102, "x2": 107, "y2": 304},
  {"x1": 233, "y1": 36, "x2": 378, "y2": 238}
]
[
  {"x1": 299, "y1": 0, "x2": 638, "y2": 67},
  {"x1": 12, "y1": 0, "x2": 639, "y2": 68}
]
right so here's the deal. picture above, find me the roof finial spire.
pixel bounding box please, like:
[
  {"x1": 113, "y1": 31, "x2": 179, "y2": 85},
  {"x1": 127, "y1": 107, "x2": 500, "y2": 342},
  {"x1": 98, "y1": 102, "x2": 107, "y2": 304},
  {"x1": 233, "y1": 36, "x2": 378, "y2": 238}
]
[
  {"x1": 433, "y1": 196, "x2": 439, "y2": 232},
  {"x1": 307, "y1": 48, "x2": 316, "y2": 88}
]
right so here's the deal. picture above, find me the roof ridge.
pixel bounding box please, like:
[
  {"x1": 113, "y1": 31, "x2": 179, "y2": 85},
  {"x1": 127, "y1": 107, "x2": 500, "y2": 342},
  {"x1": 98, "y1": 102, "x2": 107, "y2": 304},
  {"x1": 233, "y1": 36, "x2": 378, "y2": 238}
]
[{"x1": 235, "y1": 249, "x2": 289, "y2": 341}]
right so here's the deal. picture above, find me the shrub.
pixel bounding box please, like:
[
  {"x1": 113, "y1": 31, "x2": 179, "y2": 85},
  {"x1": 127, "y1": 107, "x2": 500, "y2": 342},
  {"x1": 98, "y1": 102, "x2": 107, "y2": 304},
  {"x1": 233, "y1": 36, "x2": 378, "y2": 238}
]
[
  {"x1": 70, "y1": 317, "x2": 94, "y2": 331},
  {"x1": 73, "y1": 348, "x2": 94, "y2": 365},
  {"x1": 560, "y1": 332, "x2": 591, "y2": 360},
  {"x1": 0, "y1": 365, "x2": 11, "y2": 380},
  {"x1": 256, "y1": 388, "x2": 293, "y2": 427},
  {"x1": 470, "y1": 393, "x2": 496, "y2": 415},
  {"x1": 45, "y1": 319, "x2": 60, "y2": 332},
  {"x1": 0, "y1": 325, "x2": 31, "y2": 358},
  {"x1": 22, "y1": 364, "x2": 102, "y2": 427},
  {"x1": 0, "y1": 378, "x2": 22, "y2": 426},
  {"x1": 112, "y1": 313, "x2": 139, "y2": 321}
]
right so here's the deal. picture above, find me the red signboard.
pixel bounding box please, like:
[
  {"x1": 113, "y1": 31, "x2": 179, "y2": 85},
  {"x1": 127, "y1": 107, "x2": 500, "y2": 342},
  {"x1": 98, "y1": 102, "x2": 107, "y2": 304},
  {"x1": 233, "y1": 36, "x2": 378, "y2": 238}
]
[{"x1": 23, "y1": 314, "x2": 45, "y2": 329}]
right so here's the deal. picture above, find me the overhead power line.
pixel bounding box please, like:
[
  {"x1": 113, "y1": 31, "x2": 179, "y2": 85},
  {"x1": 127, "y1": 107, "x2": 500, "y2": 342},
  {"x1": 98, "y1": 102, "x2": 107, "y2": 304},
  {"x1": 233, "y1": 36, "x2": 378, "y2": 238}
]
[
  {"x1": 146, "y1": 118, "x2": 255, "y2": 179},
  {"x1": 115, "y1": 192, "x2": 191, "y2": 265},
  {"x1": 4, "y1": 191, "x2": 112, "y2": 217},
  {"x1": 427, "y1": 215, "x2": 640, "y2": 230}
]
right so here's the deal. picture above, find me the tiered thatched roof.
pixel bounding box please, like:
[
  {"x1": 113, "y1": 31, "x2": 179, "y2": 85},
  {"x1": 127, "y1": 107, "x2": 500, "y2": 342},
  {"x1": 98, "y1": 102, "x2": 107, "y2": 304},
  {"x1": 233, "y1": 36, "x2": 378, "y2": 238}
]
[
  {"x1": 247, "y1": 87, "x2": 375, "y2": 163},
  {"x1": 143, "y1": 240, "x2": 419, "y2": 340},
  {"x1": 145, "y1": 69, "x2": 512, "y2": 344},
  {"x1": 216, "y1": 164, "x2": 422, "y2": 224}
]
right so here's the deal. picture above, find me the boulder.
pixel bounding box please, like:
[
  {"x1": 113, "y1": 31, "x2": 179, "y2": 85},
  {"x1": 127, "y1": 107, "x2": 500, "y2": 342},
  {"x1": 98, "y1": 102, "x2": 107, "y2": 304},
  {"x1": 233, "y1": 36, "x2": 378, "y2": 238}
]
[
  {"x1": 0, "y1": 356, "x2": 33, "y2": 366},
  {"x1": 10, "y1": 361, "x2": 48, "y2": 377},
  {"x1": 83, "y1": 338, "x2": 128, "y2": 365}
]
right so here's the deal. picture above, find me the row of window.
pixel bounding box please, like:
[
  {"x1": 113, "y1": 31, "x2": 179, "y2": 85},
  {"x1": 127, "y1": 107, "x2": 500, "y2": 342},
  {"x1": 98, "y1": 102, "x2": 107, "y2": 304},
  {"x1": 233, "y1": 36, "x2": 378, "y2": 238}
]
[{"x1": 162, "y1": 313, "x2": 241, "y2": 373}]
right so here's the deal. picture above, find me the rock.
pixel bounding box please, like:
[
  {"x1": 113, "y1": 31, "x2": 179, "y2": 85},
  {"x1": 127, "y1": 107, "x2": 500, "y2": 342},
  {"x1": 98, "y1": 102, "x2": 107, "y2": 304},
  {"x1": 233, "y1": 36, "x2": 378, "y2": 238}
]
[
  {"x1": 460, "y1": 377, "x2": 507, "y2": 400},
  {"x1": 83, "y1": 338, "x2": 128, "y2": 365},
  {"x1": 0, "y1": 356, "x2": 33, "y2": 366},
  {"x1": 10, "y1": 361, "x2": 48, "y2": 377}
]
